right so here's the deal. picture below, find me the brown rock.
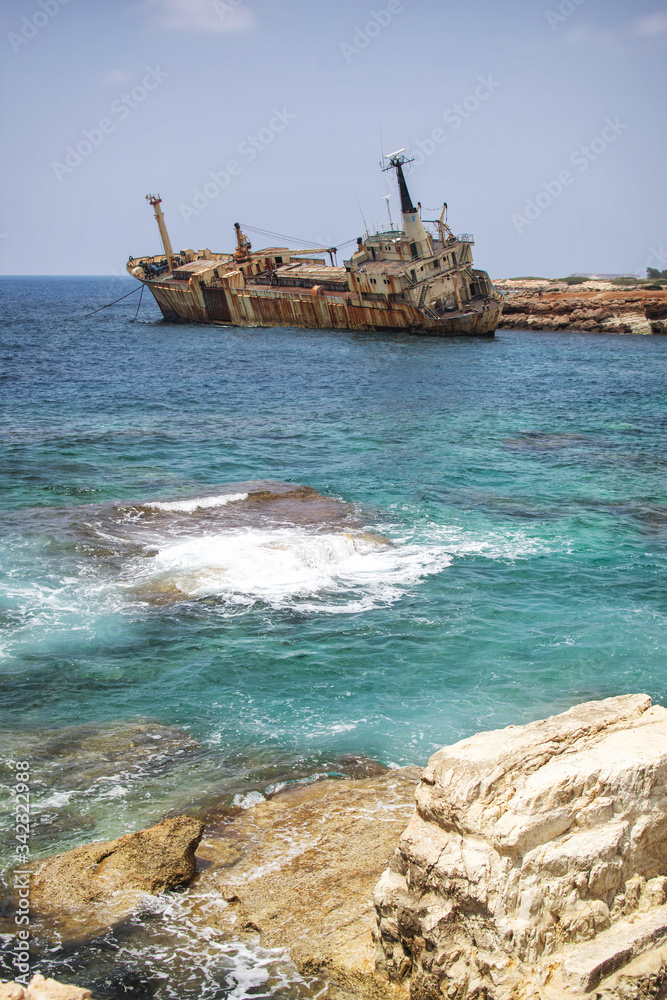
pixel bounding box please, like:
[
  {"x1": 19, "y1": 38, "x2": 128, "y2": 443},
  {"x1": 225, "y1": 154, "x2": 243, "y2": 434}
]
[
  {"x1": 645, "y1": 299, "x2": 667, "y2": 320},
  {"x1": 30, "y1": 815, "x2": 203, "y2": 941},
  {"x1": 198, "y1": 769, "x2": 420, "y2": 998},
  {"x1": 498, "y1": 288, "x2": 667, "y2": 335}
]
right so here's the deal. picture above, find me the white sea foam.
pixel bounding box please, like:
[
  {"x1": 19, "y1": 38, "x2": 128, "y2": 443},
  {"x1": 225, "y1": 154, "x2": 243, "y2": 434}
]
[
  {"x1": 36, "y1": 790, "x2": 74, "y2": 809},
  {"x1": 129, "y1": 527, "x2": 453, "y2": 612},
  {"x1": 149, "y1": 493, "x2": 249, "y2": 513},
  {"x1": 233, "y1": 790, "x2": 265, "y2": 810},
  {"x1": 124, "y1": 518, "x2": 555, "y2": 613},
  {"x1": 1, "y1": 509, "x2": 557, "y2": 644},
  {"x1": 109, "y1": 886, "x2": 326, "y2": 999}
]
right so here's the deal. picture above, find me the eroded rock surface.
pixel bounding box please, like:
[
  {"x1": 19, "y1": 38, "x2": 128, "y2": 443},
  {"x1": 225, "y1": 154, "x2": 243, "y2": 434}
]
[
  {"x1": 496, "y1": 286, "x2": 667, "y2": 334},
  {"x1": 0, "y1": 975, "x2": 92, "y2": 999},
  {"x1": 199, "y1": 768, "x2": 420, "y2": 998},
  {"x1": 29, "y1": 814, "x2": 203, "y2": 941},
  {"x1": 374, "y1": 694, "x2": 667, "y2": 999}
]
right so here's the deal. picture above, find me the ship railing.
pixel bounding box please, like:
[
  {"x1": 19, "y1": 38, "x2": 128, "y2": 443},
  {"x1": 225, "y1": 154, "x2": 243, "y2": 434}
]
[
  {"x1": 369, "y1": 228, "x2": 404, "y2": 240},
  {"x1": 456, "y1": 234, "x2": 474, "y2": 243}
]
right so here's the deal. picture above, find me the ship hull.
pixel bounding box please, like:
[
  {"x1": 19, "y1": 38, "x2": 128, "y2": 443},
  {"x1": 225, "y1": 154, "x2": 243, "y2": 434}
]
[{"x1": 143, "y1": 279, "x2": 502, "y2": 337}]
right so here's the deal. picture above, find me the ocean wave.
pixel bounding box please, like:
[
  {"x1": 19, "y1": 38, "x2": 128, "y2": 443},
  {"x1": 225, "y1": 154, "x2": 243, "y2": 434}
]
[
  {"x1": 148, "y1": 493, "x2": 249, "y2": 513},
  {"x1": 126, "y1": 527, "x2": 455, "y2": 612}
]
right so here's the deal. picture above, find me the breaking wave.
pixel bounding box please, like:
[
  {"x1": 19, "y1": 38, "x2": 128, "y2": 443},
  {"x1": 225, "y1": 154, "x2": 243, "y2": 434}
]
[
  {"x1": 1, "y1": 483, "x2": 555, "y2": 630},
  {"x1": 126, "y1": 527, "x2": 454, "y2": 612},
  {"x1": 149, "y1": 493, "x2": 249, "y2": 513},
  {"x1": 125, "y1": 519, "x2": 550, "y2": 613}
]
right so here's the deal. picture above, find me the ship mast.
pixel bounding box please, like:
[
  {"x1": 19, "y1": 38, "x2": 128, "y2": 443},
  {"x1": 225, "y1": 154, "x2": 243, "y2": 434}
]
[
  {"x1": 146, "y1": 194, "x2": 175, "y2": 271},
  {"x1": 383, "y1": 150, "x2": 431, "y2": 259}
]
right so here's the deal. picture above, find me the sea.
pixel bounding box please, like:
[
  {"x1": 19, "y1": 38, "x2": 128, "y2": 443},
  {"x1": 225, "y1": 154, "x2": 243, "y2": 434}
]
[{"x1": 1, "y1": 276, "x2": 666, "y2": 997}]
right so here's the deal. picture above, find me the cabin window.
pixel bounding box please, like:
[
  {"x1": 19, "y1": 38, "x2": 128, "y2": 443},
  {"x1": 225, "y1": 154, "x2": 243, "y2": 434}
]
[
  {"x1": 275, "y1": 256, "x2": 283, "y2": 264},
  {"x1": 410, "y1": 243, "x2": 419, "y2": 260},
  {"x1": 371, "y1": 278, "x2": 377, "y2": 284},
  {"x1": 432, "y1": 260, "x2": 439, "y2": 269}
]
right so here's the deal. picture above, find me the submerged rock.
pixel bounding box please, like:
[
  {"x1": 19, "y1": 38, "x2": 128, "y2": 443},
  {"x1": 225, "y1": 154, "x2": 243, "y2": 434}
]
[
  {"x1": 29, "y1": 815, "x2": 203, "y2": 942},
  {"x1": 0, "y1": 719, "x2": 201, "y2": 804},
  {"x1": 374, "y1": 694, "x2": 667, "y2": 999},
  {"x1": 0, "y1": 719, "x2": 203, "y2": 859}
]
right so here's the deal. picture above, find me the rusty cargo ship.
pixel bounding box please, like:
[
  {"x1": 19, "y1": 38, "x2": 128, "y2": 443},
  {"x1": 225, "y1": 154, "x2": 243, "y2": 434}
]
[{"x1": 127, "y1": 152, "x2": 503, "y2": 336}]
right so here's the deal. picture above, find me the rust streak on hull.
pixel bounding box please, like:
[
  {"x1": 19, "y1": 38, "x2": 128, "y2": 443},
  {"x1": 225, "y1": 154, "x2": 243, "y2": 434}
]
[{"x1": 146, "y1": 280, "x2": 501, "y2": 336}]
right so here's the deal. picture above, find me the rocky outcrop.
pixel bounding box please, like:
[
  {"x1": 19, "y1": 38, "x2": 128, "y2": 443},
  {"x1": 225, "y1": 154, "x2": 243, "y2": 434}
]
[
  {"x1": 29, "y1": 814, "x2": 203, "y2": 941},
  {"x1": 374, "y1": 694, "x2": 667, "y2": 999},
  {"x1": 0, "y1": 975, "x2": 92, "y2": 999},
  {"x1": 496, "y1": 287, "x2": 667, "y2": 334}
]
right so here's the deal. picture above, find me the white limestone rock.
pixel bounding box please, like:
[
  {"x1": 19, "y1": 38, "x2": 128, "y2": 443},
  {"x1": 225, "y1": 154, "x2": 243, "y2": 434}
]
[{"x1": 374, "y1": 694, "x2": 667, "y2": 999}]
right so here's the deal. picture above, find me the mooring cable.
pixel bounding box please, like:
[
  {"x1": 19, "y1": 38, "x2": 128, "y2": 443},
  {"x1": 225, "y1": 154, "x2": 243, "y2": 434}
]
[
  {"x1": 82, "y1": 285, "x2": 141, "y2": 319},
  {"x1": 131, "y1": 284, "x2": 145, "y2": 322}
]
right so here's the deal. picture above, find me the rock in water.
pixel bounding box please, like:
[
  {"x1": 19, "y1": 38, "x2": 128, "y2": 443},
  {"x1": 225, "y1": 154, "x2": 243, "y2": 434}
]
[
  {"x1": 30, "y1": 815, "x2": 203, "y2": 941},
  {"x1": 202, "y1": 768, "x2": 421, "y2": 998},
  {"x1": 374, "y1": 694, "x2": 667, "y2": 999}
]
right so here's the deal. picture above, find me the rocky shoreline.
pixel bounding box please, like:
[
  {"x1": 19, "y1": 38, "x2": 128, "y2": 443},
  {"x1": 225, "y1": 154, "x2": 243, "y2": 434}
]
[
  {"x1": 494, "y1": 280, "x2": 667, "y2": 335},
  {"x1": 4, "y1": 695, "x2": 667, "y2": 999}
]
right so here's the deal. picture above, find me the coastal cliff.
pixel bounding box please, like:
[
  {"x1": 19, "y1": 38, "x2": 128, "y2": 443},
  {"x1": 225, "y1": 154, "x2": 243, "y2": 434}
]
[
  {"x1": 495, "y1": 282, "x2": 667, "y2": 334},
  {"x1": 375, "y1": 694, "x2": 667, "y2": 999}
]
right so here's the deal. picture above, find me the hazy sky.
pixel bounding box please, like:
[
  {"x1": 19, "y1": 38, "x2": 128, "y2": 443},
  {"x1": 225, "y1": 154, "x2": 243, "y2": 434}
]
[{"x1": 1, "y1": 0, "x2": 666, "y2": 277}]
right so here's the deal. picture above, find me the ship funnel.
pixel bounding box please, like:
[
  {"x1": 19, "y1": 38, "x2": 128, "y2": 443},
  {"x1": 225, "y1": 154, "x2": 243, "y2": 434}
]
[
  {"x1": 383, "y1": 152, "x2": 431, "y2": 259},
  {"x1": 146, "y1": 194, "x2": 174, "y2": 271}
]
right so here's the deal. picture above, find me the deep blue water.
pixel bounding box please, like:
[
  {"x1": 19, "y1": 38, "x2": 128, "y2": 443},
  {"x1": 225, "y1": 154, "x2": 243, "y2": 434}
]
[{"x1": 1, "y1": 276, "x2": 666, "y2": 996}]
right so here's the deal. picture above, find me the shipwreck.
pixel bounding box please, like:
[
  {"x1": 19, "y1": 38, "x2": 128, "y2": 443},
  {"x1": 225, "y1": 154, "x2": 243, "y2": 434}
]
[{"x1": 128, "y1": 151, "x2": 503, "y2": 336}]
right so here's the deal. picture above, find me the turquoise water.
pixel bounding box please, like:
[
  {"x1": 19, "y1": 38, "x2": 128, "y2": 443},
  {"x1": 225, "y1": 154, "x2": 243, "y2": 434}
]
[{"x1": 1, "y1": 276, "x2": 667, "y2": 995}]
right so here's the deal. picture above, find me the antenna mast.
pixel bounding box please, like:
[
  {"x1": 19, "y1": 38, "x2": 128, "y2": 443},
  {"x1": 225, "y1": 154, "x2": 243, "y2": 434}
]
[{"x1": 383, "y1": 194, "x2": 395, "y2": 231}]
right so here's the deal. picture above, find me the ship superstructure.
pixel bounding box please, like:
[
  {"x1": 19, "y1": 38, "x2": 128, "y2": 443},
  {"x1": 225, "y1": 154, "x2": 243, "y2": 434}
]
[{"x1": 128, "y1": 155, "x2": 503, "y2": 336}]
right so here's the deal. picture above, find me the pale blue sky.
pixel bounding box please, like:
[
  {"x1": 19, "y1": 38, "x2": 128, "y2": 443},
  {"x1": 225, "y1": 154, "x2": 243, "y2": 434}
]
[{"x1": 1, "y1": 0, "x2": 666, "y2": 277}]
